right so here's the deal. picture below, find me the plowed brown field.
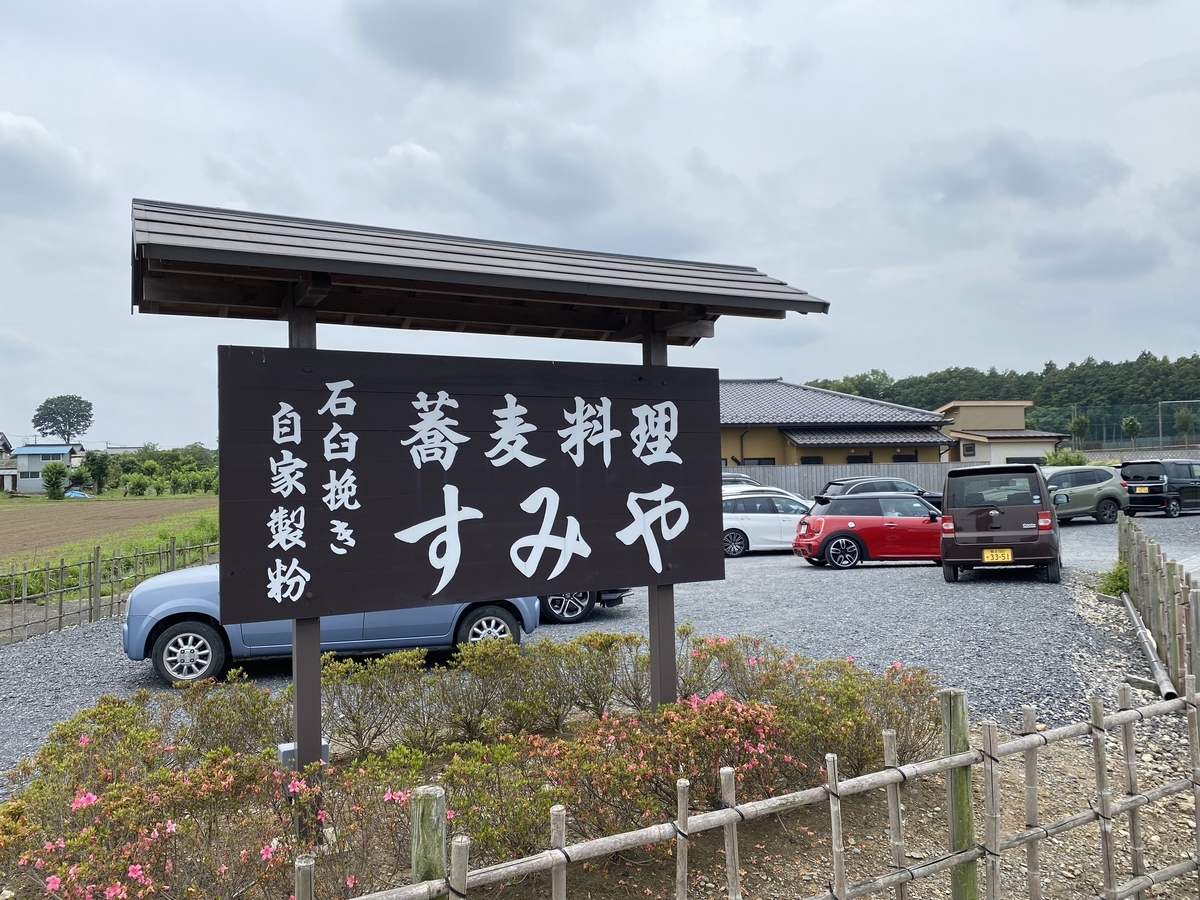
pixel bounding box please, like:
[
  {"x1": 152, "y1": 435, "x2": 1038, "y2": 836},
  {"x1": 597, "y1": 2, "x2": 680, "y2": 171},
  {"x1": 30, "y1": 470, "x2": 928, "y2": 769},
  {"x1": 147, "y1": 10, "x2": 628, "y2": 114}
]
[{"x1": 0, "y1": 496, "x2": 217, "y2": 559}]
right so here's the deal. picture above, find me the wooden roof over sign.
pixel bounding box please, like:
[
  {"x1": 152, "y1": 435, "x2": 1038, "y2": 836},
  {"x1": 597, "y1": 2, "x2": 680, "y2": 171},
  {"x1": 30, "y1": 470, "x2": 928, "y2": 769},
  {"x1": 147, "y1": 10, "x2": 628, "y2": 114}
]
[{"x1": 131, "y1": 200, "x2": 828, "y2": 346}]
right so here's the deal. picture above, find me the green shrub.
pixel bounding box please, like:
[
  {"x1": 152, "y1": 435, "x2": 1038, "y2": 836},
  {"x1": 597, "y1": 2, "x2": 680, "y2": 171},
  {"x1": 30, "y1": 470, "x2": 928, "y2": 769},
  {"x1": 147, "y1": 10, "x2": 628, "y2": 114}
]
[
  {"x1": 438, "y1": 639, "x2": 526, "y2": 742},
  {"x1": 1098, "y1": 561, "x2": 1130, "y2": 597},
  {"x1": 40, "y1": 462, "x2": 67, "y2": 500},
  {"x1": 1041, "y1": 447, "x2": 1090, "y2": 466},
  {"x1": 323, "y1": 651, "x2": 426, "y2": 757}
]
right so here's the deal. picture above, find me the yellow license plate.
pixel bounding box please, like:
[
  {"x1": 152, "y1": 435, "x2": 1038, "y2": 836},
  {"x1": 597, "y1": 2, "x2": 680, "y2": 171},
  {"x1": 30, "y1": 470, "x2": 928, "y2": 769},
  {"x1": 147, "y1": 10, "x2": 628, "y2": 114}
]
[
  {"x1": 1134, "y1": 486, "x2": 1149, "y2": 494},
  {"x1": 982, "y1": 548, "x2": 1013, "y2": 563}
]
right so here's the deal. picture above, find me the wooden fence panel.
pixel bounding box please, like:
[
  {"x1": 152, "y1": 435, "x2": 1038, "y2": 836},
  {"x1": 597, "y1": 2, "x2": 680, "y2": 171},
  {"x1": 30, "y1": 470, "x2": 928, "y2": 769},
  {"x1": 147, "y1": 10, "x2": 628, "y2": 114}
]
[{"x1": 726, "y1": 462, "x2": 985, "y2": 499}]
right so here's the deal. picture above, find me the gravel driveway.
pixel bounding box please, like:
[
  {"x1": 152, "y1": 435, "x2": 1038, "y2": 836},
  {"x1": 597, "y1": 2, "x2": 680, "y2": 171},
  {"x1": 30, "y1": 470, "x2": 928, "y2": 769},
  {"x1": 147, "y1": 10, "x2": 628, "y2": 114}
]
[{"x1": 4, "y1": 513, "x2": 1199, "y2": 799}]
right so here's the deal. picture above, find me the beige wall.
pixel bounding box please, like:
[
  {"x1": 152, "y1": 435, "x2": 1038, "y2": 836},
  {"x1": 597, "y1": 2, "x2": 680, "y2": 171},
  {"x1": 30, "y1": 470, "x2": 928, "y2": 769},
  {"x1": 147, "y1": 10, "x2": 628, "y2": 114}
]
[
  {"x1": 941, "y1": 403, "x2": 1029, "y2": 431},
  {"x1": 947, "y1": 438, "x2": 1059, "y2": 464},
  {"x1": 720, "y1": 427, "x2": 942, "y2": 466}
]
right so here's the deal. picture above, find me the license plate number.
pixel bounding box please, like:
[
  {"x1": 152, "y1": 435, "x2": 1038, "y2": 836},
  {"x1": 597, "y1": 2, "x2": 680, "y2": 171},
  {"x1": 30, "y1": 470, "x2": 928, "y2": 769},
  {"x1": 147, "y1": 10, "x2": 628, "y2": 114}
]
[
  {"x1": 982, "y1": 548, "x2": 1013, "y2": 563},
  {"x1": 1134, "y1": 486, "x2": 1149, "y2": 494}
]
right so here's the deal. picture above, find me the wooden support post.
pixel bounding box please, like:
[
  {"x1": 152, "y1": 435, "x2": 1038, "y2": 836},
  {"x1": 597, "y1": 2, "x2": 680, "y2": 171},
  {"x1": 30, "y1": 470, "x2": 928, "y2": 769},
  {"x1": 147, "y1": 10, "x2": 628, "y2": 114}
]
[
  {"x1": 1021, "y1": 706, "x2": 1042, "y2": 900},
  {"x1": 91, "y1": 546, "x2": 101, "y2": 622},
  {"x1": 882, "y1": 730, "x2": 909, "y2": 900},
  {"x1": 412, "y1": 785, "x2": 448, "y2": 900},
  {"x1": 169, "y1": 535, "x2": 177, "y2": 572},
  {"x1": 1191, "y1": 589, "x2": 1200, "y2": 682},
  {"x1": 450, "y1": 834, "x2": 471, "y2": 900},
  {"x1": 1116, "y1": 684, "x2": 1146, "y2": 900},
  {"x1": 294, "y1": 852, "x2": 315, "y2": 900},
  {"x1": 720, "y1": 767, "x2": 742, "y2": 900},
  {"x1": 1185, "y1": 675, "x2": 1200, "y2": 885},
  {"x1": 676, "y1": 779, "x2": 690, "y2": 900},
  {"x1": 1090, "y1": 696, "x2": 1117, "y2": 900},
  {"x1": 981, "y1": 720, "x2": 1001, "y2": 900},
  {"x1": 941, "y1": 689, "x2": 978, "y2": 900},
  {"x1": 550, "y1": 804, "x2": 567, "y2": 900},
  {"x1": 826, "y1": 754, "x2": 846, "y2": 900}
]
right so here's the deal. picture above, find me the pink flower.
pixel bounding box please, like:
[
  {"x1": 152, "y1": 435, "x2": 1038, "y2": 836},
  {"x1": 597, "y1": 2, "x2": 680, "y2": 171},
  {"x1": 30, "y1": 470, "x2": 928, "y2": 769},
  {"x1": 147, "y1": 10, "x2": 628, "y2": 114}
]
[
  {"x1": 445, "y1": 810, "x2": 456, "y2": 821},
  {"x1": 316, "y1": 809, "x2": 327, "y2": 822},
  {"x1": 345, "y1": 876, "x2": 356, "y2": 889},
  {"x1": 165, "y1": 821, "x2": 176, "y2": 834},
  {"x1": 127, "y1": 866, "x2": 142, "y2": 881},
  {"x1": 288, "y1": 777, "x2": 307, "y2": 794},
  {"x1": 78, "y1": 735, "x2": 91, "y2": 747},
  {"x1": 104, "y1": 883, "x2": 126, "y2": 900},
  {"x1": 260, "y1": 845, "x2": 274, "y2": 861},
  {"x1": 845, "y1": 655, "x2": 855, "y2": 663},
  {"x1": 46, "y1": 875, "x2": 62, "y2": 891},
  {"x1": 70, "y1": 792, "x2": 98, "y2": 811},
  {"x1": 217, "y1": 865, "x2": 228, "y2": 875}
]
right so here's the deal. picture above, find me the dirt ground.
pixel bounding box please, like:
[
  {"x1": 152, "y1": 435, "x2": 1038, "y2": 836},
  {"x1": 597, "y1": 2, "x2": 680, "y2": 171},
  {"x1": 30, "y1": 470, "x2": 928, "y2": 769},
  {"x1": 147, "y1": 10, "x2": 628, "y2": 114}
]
[{"x1": 0, "y1": 496, "x2": 217, "y2": 559}]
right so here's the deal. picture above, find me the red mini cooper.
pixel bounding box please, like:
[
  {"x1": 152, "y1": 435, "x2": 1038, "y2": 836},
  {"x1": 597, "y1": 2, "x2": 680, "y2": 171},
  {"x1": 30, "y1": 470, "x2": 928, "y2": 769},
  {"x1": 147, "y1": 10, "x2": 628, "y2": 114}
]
[{"x1": 793, "y1": 492, "x2": 943, "y2": 568}]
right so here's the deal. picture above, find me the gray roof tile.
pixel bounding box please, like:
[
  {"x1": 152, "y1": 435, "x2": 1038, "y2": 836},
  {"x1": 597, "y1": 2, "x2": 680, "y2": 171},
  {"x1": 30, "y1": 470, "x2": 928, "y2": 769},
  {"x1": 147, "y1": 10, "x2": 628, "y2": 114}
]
[
  {"x1": 720, "y1": 379, "x2": 949, "y2": 426},
  {"x1": 781, "y1": 427, "x2": 952, "y2": 447}
]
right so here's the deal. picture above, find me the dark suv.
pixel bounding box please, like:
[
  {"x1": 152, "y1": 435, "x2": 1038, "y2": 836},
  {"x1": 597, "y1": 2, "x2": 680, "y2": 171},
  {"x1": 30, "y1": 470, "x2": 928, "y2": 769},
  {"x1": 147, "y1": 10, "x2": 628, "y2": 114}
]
[
  {"x1": 817, "y1": 476, "x2": 943, "y2": 510},
  {"x1": 940, "y1": 464, "x2": 1067, "y2": 583},
  {"x1": 1120, "y1": 459, "x2": 1200, "y2": 518}
]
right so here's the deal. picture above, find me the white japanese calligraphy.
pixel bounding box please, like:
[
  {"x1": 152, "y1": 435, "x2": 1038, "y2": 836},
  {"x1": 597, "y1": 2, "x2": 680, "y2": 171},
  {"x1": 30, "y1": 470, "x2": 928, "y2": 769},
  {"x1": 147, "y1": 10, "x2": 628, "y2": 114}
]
[
  {"x1": 267, "y1": 558, "x2": 311, "y2": 603},
  {"x1": 267, "y1": 506, "x2": 306, "y2": 551},
  {"x1": 614, "y1": 483, "x2": 690, "y2": 573},
  {"x1": 401, "y1": 391, "x2": 470, "y2": 470},
  {"x1": 485, "y1": 394, "x2": 545, "y2": 468},
  {"x1": 317, "y1": 380, "x2": 357, "y2": 417},
  {"x1": 322, "y1": 469, "x2": 362, "y2": 512},
  {"x1": 329, "y1": 519, "x2": 356, "y2": 555},
  {"x1": 558, "y1": 397, "x2": 621, "y2": 468},
  {"x1": 269, "y1": 450, "x2": 308, "y2": 497},
  {"x1": 630, "y1": 401, "x2": 682, "y2": 465},
  {"x1": 323, "y1": 423, "x2": 358, "y2": 462},
  {"x1": 510, "y1": 487, "x2": 592, "y2": 578},
  {"x1": 271, "y1": 402, "x2": 302, "y2": 445},
  {"x1": 394, "y1": 484, "x2": 483, "y2": 594}
]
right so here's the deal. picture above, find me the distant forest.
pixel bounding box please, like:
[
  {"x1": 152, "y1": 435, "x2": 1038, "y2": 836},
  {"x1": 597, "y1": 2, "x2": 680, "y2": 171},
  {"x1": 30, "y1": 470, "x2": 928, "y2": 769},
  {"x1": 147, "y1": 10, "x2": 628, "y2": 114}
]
[{"x1": 807, "y1": 351, "x2": 1200, "y2": 410}]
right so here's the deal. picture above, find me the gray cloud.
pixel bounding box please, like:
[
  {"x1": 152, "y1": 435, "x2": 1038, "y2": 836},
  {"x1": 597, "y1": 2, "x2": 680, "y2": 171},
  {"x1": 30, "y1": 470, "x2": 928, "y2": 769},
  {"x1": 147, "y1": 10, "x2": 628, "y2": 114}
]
[
  {"x1": 0, "y1": 112, "x2": 104, "y2": 218},
  {"x1": 1016, "y1": 229, "x2": 1168, "y2": 280},
  {"x1": 0, "y1": 326, "x2": 44, "y2": 364},
  {"x1": 1156, "y1": 170, "x2": 1200, "y2": 242},
  {"x1": 204, "y1": 152, "x2": 308, "y2": 213},
  {"x1": 885, "y1": 130, "x2": 1130, "y2": 211},
  {"x1": 463, "y1": 129, "x2": 615, "y2": 222}
]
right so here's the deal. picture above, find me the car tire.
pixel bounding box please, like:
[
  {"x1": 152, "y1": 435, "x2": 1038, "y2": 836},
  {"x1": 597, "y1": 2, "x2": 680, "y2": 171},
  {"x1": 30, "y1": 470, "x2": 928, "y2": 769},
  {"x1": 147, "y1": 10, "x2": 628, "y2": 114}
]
[
  {"x1": 151, "y1": 620, "x2": 226, "y2": 685},
  {"x1": 1125, "y1": 509, "x2": 1137, "y2": 517},
  {"x1": 1166, "y1": 498, "x2": 1182, "y2": 518},
  {"x1": 723, "y1": 530, "x2": 749, "y2": 558},
  {"x1": 824, "y1": 536, "x2": 862, "y2": 569},
  {"x1": 540, "y1": 591, "x2": 596, "y2": 624},
  {"x1": 455, "y1": 606, "x2": 521, "y2": 645},
  {"x1": 804, "y1": 557, "x2": 827, "y2": 566},
  {"x1": 1046, "y1": 558, "x2": 1062, "y2": 584},
  {"x1": 943, "y1": 563, "x2": 959, "y2": 583},
  {"x1": 1094, "y1": 499, "x2": 1120, "y2": 525}
]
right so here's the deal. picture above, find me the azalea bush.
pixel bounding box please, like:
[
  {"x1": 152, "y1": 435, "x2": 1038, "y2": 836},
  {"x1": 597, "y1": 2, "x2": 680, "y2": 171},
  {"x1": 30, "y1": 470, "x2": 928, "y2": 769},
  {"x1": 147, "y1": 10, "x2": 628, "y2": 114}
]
[{"x1": 0, "y1": 628, "x2": 940, "y2": 898}]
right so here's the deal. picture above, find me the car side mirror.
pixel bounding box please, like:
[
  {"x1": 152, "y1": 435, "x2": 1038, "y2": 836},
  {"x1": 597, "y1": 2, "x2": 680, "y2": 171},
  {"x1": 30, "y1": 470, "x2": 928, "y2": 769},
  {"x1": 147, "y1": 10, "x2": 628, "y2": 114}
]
[
  {"x1": 1053, "y1": 493, "x2": 1068, "y2": 506},
  {"x1": 928, "y1": 512, "x2": 939, "y2": 522}
]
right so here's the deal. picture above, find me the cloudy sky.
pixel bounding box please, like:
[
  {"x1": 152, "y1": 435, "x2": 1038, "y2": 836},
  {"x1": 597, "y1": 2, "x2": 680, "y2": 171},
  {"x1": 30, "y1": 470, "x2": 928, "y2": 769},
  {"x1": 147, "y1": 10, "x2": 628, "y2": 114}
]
[{"x1": 1, "y1": 0, "x2": 1198, "y2": 449}]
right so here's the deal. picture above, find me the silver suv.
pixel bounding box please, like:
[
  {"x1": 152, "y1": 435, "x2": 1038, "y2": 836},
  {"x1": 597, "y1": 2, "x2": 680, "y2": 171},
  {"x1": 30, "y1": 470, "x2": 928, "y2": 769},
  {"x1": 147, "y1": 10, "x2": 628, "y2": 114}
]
[{"x1": 1041, "y1": 466, "x2": 1128, "y2": 524}]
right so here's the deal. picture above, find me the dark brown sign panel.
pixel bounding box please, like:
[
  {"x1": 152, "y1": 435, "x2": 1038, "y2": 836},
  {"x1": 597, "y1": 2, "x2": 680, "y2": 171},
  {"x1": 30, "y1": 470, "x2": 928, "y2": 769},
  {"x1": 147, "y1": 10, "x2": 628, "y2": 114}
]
[{"x1": 218, "y1": 346, "x2": 723, "y2": 624}]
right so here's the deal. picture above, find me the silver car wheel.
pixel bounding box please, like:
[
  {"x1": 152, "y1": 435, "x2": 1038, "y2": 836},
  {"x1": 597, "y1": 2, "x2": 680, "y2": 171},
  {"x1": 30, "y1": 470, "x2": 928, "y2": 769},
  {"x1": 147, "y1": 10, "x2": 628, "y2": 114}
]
[
  {"x1": 542, "y1": 591, "x2": 595, "y2": 624},
  {"x1": 455, "y1": 605, "x2": 521, "y2": 645},
  {"x1": 151, "y1": 620, "x2": 226, "y2": 685},
  {"x1": 826, "y1": 537, "x2": 862, "y2": 569},
  {"x1": 468, "y1": 616, "x2": 512, "y2": 641},
  {"x1": 164, "y1": 632, "x2": 212, "y2": 679}
]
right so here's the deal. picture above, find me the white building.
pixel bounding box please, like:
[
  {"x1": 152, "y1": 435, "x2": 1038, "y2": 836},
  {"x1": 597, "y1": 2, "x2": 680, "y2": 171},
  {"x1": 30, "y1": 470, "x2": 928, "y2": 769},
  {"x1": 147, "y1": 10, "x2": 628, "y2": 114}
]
[{"x1": 12, "y1": 443, "x2": 85, "y2": 493}]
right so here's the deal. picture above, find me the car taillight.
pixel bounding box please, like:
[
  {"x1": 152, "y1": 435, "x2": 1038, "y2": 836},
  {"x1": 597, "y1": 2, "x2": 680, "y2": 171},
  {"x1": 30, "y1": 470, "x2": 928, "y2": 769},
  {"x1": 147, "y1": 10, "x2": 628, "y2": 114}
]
[
  {"x1": 941, "y1": 517, "x2": 955, "y2": 533},
  {"x1": 1038, "y1": 510, "x2": 1053, "y2": 531},
  {"x1": 1120, "y1": 480, "x2": 1128, "y2": 488},
  {"x1": 806, "y1": 517, "x2": 824, "y2": 535}
]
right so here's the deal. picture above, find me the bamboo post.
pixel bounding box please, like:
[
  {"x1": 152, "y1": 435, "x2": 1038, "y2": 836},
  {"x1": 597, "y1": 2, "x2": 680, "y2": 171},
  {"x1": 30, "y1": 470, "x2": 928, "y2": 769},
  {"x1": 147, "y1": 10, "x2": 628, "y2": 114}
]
[
  {"x1": 1191, "y1": 589, "x2": 1200, "y2": 683},
  {"x1": 1185, "y1": 675, "x2": 1200, "y2": 877},
  {"x1": 942, "y1": 689, "x2": 978, "y2": 900},
  {"x1": 1167, "y1": 560, "x2": 1181, "y2": 684},
  {"x1": 981, "y1": 720, "x2": 1001, "y2": 900},
  {"x1": 1090, "y1": 696, "x2": 1117, "y2": 900},
  {"x1": 449, "y1": 835, "x2": 470, "y2": 900},
  {"x1": 881, "y1": 730, "x2": 909, "y2": 900},
  {"x1": 1116, "y1": 684, "x2": 1146, "y2": 900},
  {"x1": 719, "y1": 767, "x2": 742, "y2": 900},
  {"x1": 42, "y1": 562, "x2": 50, "y2": 633},
  {"x1": 170, "y1": 535, "x2": 177, "y2": 572},
  {"x1": 1021, "y1": 706, "x2": 1042, "y2": 900},
  {"x1": 294, "y1": 852, "x2": 316, "y2": 900},
  {"x1": 91, "y1": 546, "x2": 102, "y2": 622},
  {"x1": 411, "y1": 785, "x2": 448, "y2": 900},
  {"x1": 1173, "y1": 569, "x2": 1186, "y2": 687},
  {"x1": 550, "y1": 804, "x2": 566, "y2": 900},
  {"x1": 676, "y1": 779, "x2": 690, "y2": 900},
  {"x1": 826, "y1": 753, "x2": 846, "y2": 900}
]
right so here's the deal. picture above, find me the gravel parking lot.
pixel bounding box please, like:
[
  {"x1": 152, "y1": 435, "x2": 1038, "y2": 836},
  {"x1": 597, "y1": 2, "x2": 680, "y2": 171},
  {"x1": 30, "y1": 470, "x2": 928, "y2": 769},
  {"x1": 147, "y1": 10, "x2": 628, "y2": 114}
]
[{"x1": 3, "y1": 512, "x2": 1199, "y2": 797}]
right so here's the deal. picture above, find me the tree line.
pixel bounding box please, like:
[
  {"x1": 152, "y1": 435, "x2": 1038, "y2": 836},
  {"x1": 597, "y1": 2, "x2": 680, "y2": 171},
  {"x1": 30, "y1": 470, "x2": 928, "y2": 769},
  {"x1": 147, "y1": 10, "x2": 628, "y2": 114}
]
[
  {"x1": 806, "y1": 351, "x2": 1200, "y2": 411},
  {"x1": 40, "y1": 443, "x2": 218, "y2": 500}
]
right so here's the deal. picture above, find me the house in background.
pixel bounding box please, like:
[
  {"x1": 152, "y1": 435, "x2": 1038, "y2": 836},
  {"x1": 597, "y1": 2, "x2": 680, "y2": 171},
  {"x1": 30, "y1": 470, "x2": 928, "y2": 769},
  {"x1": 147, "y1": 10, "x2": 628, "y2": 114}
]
[
  {"x1": 936, "y1": 400, "x2": 1067, "y2": 464},
  {"x1": 12, "y1": 443, "x2": 85, "y2": 493},
  {"x1": 720, "y1": 379, "x2": 953, "y2": 466},
  {"x1": 0, "y1": 433, "x2": 14, "y2": 493}
]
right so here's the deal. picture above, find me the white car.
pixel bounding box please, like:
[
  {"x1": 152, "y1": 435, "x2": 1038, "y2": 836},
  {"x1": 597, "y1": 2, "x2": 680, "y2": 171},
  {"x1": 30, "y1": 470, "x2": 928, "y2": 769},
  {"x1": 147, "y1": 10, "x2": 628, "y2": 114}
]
[{"x1": 721, "y1": 486, "x2": 811, "y2": 557}]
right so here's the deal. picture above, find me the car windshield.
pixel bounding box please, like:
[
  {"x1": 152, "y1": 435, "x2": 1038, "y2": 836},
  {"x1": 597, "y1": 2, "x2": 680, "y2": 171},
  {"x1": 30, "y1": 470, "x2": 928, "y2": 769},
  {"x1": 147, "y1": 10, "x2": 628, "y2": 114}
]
[
  {"x1": 946, "y1": 473, "x2": 1040, "y2": 508},
  {"x1": 821, "y1": 482, "x2": 848, "y2": 495},
  {"x1": 1122, "y1": 463, "x2": 1166, "y2": 482}
]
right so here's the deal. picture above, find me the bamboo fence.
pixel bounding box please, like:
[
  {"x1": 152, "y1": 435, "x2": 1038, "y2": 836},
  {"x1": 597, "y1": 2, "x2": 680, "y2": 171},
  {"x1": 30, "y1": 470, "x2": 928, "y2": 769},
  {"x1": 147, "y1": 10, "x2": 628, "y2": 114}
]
[
  {"x1": 0, "y1": 537, "x2": 219, "y2": 644},
  {"x1": 321, "y1": 682, "x2": 1200, "y2": 900},
  {"x1": 1118, "y1": 516, "x2": 1200, "y2": 690}
]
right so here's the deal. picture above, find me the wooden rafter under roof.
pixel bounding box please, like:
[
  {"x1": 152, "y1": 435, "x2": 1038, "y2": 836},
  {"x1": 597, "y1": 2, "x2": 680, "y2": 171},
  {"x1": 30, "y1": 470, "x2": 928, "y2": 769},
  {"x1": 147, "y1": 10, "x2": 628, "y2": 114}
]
[{"x1": 131, "y1": 200, "x2": 829, "y2": 346}]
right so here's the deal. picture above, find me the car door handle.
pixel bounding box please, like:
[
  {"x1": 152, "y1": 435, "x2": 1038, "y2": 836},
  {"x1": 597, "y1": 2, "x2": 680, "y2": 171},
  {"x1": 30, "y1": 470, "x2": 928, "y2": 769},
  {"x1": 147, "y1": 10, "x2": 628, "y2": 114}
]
[{"x1": 883, "y1": 523, "x2": 899, "y2": 528}]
